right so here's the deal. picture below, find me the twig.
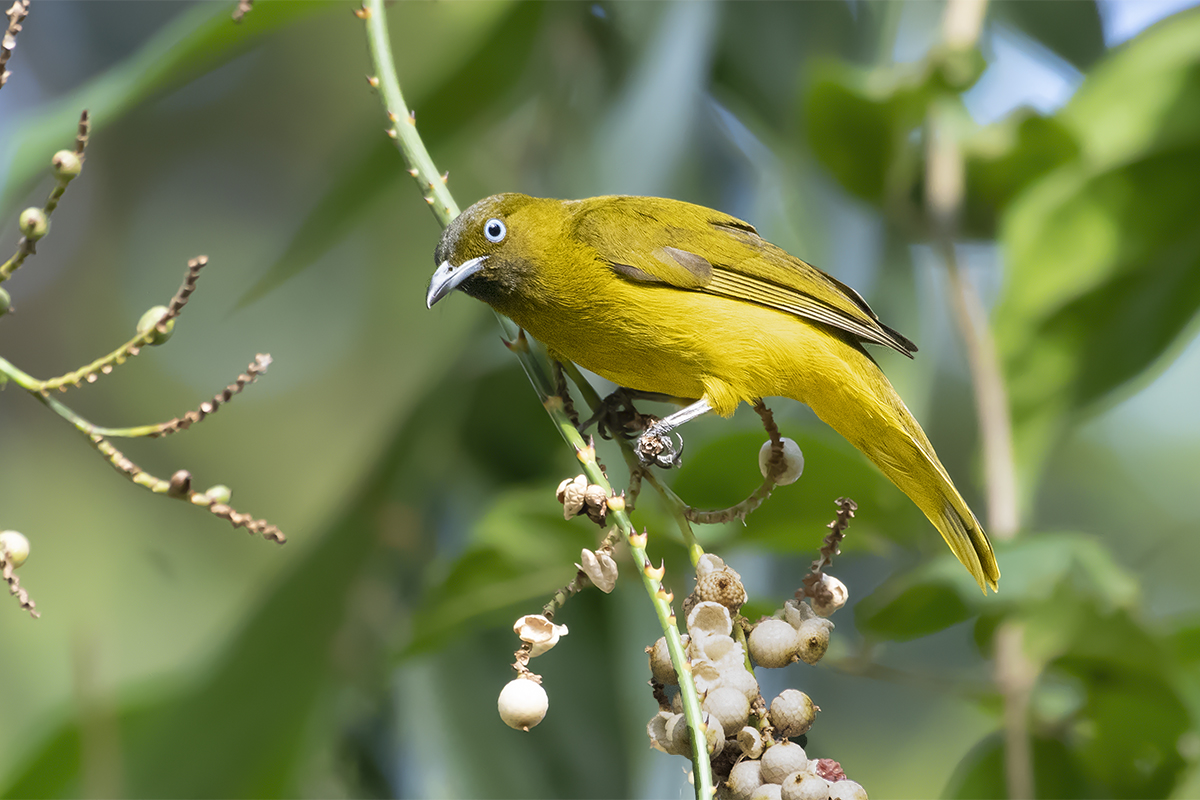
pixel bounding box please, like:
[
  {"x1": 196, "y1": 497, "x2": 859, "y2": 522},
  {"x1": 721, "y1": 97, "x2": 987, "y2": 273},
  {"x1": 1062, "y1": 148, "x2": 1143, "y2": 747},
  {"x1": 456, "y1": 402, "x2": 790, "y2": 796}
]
[
  {"x1": 1, "y1": 110, "x2": 90, "y2": 283},
  {"x1": 38, "y1": 255, "x2": 207, "y2": 393},
  {"x1": 0, "y1": 0, "x2": 30, "y2": 91},
  {"x1": 85, "y1": 434, "x2": 285, "y2": 543},
  {"x1": 681, "y1": 401, "x2": 783, "y2": 524},
  {"x1": 801, "y1": 498, "x2": 856, "y2": 599},
  {"x1": 149, "y1": 354, "x2": 271, "y2": 437},
  {"x1": 1, "y1": 551, "x2": 38, "y2": 618}
]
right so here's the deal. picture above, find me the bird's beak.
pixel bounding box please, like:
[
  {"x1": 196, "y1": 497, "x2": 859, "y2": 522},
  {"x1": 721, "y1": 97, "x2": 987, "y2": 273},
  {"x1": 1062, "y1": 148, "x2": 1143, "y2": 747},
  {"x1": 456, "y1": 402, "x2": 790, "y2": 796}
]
[{"x1": 426, "y1": 255, "x2": 488, "y2": 309}]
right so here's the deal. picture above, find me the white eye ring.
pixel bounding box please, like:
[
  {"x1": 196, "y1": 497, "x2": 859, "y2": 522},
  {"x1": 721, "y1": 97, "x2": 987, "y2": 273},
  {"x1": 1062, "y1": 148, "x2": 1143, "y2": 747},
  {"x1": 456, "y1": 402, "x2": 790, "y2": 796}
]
[{"x1": 484, "y1": 218, "x2": 506, "y2": 243}]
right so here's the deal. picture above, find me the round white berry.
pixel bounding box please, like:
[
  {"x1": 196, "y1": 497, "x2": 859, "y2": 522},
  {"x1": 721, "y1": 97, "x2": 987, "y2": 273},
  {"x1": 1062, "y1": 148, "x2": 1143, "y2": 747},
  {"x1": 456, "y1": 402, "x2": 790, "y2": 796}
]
[
  {"x1": 761, "y1": 741, "x2": 809, "y2": 784},
  {"x1": 726, "y1": 759, "x2": 765, "y2": 800},
  {"x1": 719, "y1": 666, "x2": 761, "y2": 702},
  {"x1": 0, "y1": 530, "x2": 30, "y2": 568},
  {"x1": 648, "y1": 636, "x2": 679, "y2": 685},
  {"x1": 811, "y1": 574, "x2": 849, "y2": 617},
  {"x1": 749, "y1": 619, "x2": 799, "y2": 668},
  {"x1": 497, "y1": 677, "x2": 548, "y2": 731},
  {"x1": 781, "y1": 773, "x2": 832, "y2": 800},
  {"x1": 795, "y1": 618, "x2": 833, "y2": 665},
  {"x1": 769, "y1": 689, "x2": 818, "y2": 738},
  {"x1": 750, "y1": 782, "x2": 783, "y2": 800},
  {"x1": 829, "y1": 779, "x2": 869, "y2": 800},
  {"x1": 702, "y1": 686, "x2": 751, "y2": 734},
  {"x1": 759, "y1": 437, "x2": 804, "y2": 484}
]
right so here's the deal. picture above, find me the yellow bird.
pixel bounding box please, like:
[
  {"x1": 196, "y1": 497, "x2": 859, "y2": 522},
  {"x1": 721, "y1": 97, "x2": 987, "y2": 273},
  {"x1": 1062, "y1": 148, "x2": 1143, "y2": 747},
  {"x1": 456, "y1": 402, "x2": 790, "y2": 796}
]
[{"x1": 426, "y1": 194, "x2": 999, "y2": 592}]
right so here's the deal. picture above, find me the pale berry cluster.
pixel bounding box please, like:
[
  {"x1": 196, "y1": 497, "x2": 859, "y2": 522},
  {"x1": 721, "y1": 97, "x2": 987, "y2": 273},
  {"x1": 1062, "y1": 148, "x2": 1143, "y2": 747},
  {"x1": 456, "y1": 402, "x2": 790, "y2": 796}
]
[{"x1": 646, "y1": 553, "x2": 866, "y2": 799}]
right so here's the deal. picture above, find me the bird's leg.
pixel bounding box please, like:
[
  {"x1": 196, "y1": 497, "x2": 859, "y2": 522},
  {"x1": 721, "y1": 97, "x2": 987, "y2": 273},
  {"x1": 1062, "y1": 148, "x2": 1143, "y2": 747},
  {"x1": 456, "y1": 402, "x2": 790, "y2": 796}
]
[
  {"x1": 635, "y1": 398, "x2": 713, "y2": 468},
  {"x1": 581, "y1": 388, "x2": 682, "y2": 440}
]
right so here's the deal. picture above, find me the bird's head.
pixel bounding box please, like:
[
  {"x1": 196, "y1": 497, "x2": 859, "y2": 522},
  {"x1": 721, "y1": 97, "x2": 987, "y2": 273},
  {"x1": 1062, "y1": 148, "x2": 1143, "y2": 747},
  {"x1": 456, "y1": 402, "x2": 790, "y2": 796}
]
[{"x1": 427, "y1": 193, "x2": 548, "y2": 310}]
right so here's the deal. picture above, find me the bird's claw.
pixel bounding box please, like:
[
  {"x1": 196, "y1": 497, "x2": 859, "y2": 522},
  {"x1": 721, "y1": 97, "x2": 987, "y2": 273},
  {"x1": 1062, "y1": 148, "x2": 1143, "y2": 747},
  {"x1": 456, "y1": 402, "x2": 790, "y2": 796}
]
[{"x1": 635, "y1": 428, "x2": 684, "y2": 469}]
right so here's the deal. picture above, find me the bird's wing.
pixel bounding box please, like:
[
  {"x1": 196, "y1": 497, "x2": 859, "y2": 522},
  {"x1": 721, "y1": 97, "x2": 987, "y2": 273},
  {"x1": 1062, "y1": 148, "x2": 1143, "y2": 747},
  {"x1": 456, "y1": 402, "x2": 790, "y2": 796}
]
[{"x1": 576, "y1": 198, "x2": 916, "y2": 357}]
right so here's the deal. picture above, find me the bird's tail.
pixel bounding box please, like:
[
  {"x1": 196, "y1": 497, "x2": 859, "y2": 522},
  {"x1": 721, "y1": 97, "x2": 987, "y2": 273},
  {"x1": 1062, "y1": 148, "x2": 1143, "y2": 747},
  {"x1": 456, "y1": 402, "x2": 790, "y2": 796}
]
[{"x1": 795, "y1": 348, "x2": 1000, "y2": 593}]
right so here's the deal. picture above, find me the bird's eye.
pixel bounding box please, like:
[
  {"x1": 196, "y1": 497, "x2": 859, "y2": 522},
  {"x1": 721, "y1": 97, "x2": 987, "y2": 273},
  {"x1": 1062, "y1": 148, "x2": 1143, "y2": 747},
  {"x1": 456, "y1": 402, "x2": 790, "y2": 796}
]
[{"x1": 484, "y1": 218, "x2": 506, "y2": 243}]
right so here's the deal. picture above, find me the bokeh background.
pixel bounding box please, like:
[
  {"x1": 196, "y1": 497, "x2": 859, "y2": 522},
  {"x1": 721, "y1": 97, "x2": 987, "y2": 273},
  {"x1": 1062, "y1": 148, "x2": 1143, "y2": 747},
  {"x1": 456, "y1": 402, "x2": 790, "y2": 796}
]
[{"x1": 2, "y1": 1, "x2": 1199, "y2": 797}]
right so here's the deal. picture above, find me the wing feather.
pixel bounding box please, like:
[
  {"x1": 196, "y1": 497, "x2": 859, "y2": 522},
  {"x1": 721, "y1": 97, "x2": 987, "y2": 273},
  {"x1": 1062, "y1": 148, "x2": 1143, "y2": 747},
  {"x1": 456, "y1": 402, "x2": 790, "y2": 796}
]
[{"x1": 574, "y1": 196, "x2": 916, "y2": 356}]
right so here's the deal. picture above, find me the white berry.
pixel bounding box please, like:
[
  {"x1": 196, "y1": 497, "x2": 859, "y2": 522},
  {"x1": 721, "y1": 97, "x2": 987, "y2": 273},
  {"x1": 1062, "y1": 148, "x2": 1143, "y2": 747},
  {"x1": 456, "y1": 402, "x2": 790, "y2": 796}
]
[
  {"x1": 759, "y1": 438, "x2": 804, "y2": 484},
  {"x1": 811, "y1": 574, "x2": 849, "y2": 616},
  {"x1": 769, "y1": 689, "x2": 818, "y2": 738},
  {"x1": 781, "y1": 773, "x2": 832, "y2": 800},
  {"x1": 795, "y1": 618, "x2": 833, "y2": 665},
  {"x1": 829, "y1": 779, "x2": 869, "y2": 800},
  {"x1": 761, "y1": 741, "x2": 809, "y2": 784},
  {"x1": 497, "y1": 678, "x2": 548, "y2": 731},
  {"x1": 749, "y1": 619, "x2": 799, "y2": 668},
  {"x1": 727, "y1": 758, "x2": 765, "y2": 800},
  {"x1": 0, "y1": 530, "x2": 30, "y2": 568}
]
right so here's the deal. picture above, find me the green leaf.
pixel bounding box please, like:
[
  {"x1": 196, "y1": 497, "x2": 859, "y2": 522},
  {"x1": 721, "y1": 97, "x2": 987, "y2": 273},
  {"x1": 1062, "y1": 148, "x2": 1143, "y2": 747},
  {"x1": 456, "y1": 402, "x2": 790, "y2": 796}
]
[
  {"x1": 997, "y1": 10, "x2": 1200, "y2": 479},
  {"x1": 943, "y1": 731, "x2": 1099, "y2": 799},
  {"x1": 990, "y1": 1, "x2": 1106, "y2": 72},
  {"x1": 671, "y1": 426, "x2": 926, "y2": 553},
  {"x1": 856, "y1": 554, "x2": 977, "y2": 641},
  {"x1": 0, "y1": 2, "x2": 336, "y2": 213},
  {"x1": 403, "y1": 488, "x2": 597, "y2": 656},
  {"x1": 962, "y1": 109, "x2": 1079, "y2": 237},
  {"x1": 803, "y1": 58, "x2": 931, "y2": 206},
  {"x1": 859, "y1": 532, "x2": 1137, "y2": 642}
]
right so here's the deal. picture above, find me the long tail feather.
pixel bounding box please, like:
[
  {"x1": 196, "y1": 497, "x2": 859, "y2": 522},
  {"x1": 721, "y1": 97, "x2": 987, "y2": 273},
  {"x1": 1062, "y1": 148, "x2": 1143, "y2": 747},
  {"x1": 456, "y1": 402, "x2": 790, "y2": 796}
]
[{"x1": 794, "y1": 347, "x2": 1000, "y2": 592}]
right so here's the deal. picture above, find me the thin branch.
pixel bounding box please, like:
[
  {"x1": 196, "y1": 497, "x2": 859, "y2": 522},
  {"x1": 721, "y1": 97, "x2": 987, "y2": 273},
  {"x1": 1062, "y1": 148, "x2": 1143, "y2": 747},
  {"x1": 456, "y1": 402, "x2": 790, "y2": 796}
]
[
  {"x1": 85, "y1": 434, "x2": 284, "y2": 543},
  {"x1": 0, "y1": 0, "x2": 30, "y2": 91},
  {"x1": 148, "y1": 353, "x2": 271, "y2": 438},
  {"x1": 1, "y1": 110, "x2": 90, "y2": 283},
  {"x1": 37, "y1": 255, "x2": 207, "y2": 394},
  {"x1": 1, "y1": 552, "x2": 39, "y2": 618},
  {"x1": 680, "y1": 401, "x2": 783, "y2": 524}
]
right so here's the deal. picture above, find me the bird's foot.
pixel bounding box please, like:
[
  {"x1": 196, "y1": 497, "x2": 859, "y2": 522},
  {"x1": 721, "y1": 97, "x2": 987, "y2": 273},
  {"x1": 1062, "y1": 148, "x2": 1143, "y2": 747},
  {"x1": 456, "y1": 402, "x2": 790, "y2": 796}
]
[
  {"x1": 581, "y1": 388, "x2": 663, "y2": 441},
  {"x1": 635, "y1": 425, "x2": 684, "y2": 469}
]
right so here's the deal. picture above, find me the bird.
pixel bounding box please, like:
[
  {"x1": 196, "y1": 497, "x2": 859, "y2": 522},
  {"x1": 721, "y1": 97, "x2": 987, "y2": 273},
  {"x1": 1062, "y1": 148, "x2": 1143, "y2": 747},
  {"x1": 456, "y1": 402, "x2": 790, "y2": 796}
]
[{"x1": 426, "y1": 193, "x2": 999, "y2": 592}]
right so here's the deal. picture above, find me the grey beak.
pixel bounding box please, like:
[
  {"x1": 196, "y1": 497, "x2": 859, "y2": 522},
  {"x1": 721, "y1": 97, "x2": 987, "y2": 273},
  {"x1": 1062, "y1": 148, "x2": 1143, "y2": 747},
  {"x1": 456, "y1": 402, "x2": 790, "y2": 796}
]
[{"x1": 426, "y1": 255, "x2": 488, "y2": 309}]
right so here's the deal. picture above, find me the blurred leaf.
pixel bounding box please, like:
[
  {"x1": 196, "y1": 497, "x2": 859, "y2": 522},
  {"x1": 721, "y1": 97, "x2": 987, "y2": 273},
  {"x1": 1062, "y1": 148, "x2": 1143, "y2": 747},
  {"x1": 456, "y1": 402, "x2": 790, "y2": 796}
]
[
  {"x1": 710, "y1": 1, "x2": 859, "y2": 133},
  {"x1": 403, "y1": 488, "x2": 596, "y2": 657},
  {"x1": 1060, "y1": 7, "x2": 1200, "y2": 169},
  {"x1": 860, "y1": 532, "x2": 1137, "y2": 642},
  {"x1": 973, "y1": 588, "x2": 1191, "y2": 797},
  {"x1": 997, "y1": 9, "x2": 1200, "y2": 480},
  {"x1": 962, "y1": 108, "x2": 1079, "y2": 236},
  {"x1": 804, "y1": 49, "x2": 984, "y2": 209},
  {"x1": 238, "y1": 0, "x2": 543, "y2": 306},
  {"x1": 856, "y1": 553, "x2": 976, "y2": 641},
  {"x1": 0, "y1": 2, "x2": 336, "y2": 213},
  {"x1": 990, "y1": 1, "x2": 1106, "y2": 72},
  {"x1": 672, "y1": 426, "x2": 926, "y2": 553},
  {"x1": 943, "y1": 731, "x2": 1098, "y2": 799},
  {"x1": 1054, "y1": 646, "x2": 1190, "y2": 797},
  {"x1": 804, "y1": 59, "x2": 928, "y2": 207}
]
